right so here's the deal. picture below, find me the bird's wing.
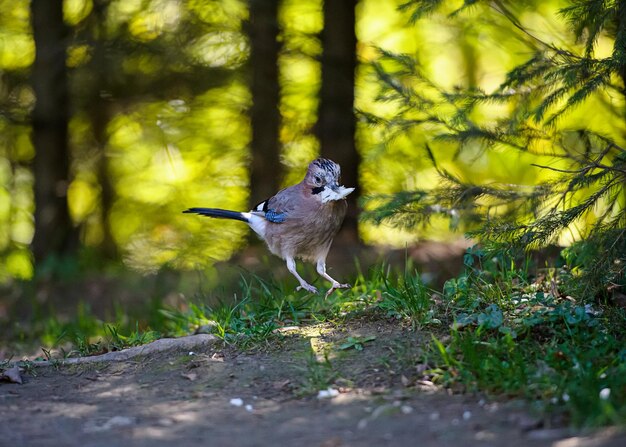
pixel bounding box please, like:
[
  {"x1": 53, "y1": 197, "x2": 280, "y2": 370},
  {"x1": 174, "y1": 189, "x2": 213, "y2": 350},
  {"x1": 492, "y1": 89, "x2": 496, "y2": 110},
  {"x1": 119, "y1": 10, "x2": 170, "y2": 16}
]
[{"x1": 251, "y1": 184, "x2": 305, "y2": 223}]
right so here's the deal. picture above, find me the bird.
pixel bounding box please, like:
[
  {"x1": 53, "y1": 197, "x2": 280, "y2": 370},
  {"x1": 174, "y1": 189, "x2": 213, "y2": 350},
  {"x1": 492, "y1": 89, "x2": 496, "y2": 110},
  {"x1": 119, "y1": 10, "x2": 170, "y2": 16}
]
[{"x1": 184, "y1": 158, "x2": 355, "y2": 297}]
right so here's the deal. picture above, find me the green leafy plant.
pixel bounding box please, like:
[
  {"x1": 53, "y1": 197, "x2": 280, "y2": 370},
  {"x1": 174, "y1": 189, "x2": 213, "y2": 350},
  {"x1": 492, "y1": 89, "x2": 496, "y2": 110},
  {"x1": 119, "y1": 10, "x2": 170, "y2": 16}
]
[
  {"x1": 426, "y1": 256, "x2": 626, "y2": 426},
  {"x1": 339, "y1": 335, "x2": 376, "y2": 351},
  {"x1": 362, "y1": 0, "x2": 626, "y2": 302}
]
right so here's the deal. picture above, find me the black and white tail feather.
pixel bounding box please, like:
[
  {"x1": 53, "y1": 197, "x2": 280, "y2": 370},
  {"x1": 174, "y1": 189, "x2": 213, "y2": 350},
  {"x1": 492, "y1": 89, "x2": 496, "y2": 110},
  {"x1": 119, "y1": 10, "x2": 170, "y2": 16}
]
[
  {"x1": 183, "y1": 205, "x2": 271, "y2": 238},
  {"x1": 183, "y1": 208, "x2": 249, "y2": 223}
]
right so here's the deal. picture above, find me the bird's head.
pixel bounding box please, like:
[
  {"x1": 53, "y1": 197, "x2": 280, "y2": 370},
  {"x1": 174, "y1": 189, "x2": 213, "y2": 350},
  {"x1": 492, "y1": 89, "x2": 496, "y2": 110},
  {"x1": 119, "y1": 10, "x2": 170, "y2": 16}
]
[{"x1": 305, "y1": 158, "x2": 355, "y2": 203}]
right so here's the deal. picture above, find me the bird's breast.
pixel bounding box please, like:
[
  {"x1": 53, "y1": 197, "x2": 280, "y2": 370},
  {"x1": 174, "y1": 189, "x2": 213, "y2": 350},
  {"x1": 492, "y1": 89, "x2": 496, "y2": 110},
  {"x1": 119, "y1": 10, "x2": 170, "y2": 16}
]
[{"x1": 263, "y1": 199, "x2": 347, "y2": 260}]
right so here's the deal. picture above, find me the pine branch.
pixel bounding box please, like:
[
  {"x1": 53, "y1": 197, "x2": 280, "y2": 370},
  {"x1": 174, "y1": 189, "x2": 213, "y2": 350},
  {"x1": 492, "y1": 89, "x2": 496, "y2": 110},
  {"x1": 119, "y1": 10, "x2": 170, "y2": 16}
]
[
  {"x1": 364, "y1": 1, "x2": 626, "y2": 293},
  {"x1": 398, "y1": 0, "x2": 445, "y2": 24}
]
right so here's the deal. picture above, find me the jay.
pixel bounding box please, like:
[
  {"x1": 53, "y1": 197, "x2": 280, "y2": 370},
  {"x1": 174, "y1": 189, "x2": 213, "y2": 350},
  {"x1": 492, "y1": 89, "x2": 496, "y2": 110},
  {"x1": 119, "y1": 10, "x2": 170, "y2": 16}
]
[{"x1": 184, "y1": 158, "x2": 354, "y2": 297}]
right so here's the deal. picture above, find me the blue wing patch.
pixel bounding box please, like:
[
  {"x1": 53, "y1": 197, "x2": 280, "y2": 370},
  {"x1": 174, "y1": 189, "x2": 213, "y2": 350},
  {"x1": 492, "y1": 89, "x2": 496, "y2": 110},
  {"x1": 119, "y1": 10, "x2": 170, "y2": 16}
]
[{"x1": 265, "y1": 209, "x2": 286, "y2": 223}]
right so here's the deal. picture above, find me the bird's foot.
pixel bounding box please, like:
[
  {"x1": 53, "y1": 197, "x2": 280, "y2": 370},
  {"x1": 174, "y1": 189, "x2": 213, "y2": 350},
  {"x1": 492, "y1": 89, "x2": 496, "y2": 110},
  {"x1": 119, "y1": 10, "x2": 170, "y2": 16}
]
[
  {"x1": 296, "y1": 283, "x2": 318, "y2": 294},
  {"x1": 324, "y1": 282, "x2": 352, "y2": 299}
]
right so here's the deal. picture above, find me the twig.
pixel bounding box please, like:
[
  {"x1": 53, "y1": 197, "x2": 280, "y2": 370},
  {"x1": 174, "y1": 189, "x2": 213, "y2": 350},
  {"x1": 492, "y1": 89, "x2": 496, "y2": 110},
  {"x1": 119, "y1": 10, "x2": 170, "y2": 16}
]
[{"x1": 6, "y1": 334, "x2": 219, "y2": 368}]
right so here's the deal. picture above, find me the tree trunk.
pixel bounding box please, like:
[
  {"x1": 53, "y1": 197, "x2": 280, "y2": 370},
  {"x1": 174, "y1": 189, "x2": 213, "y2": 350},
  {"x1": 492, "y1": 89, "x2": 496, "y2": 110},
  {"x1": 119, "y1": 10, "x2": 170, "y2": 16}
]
[
  {"x1": 247, "y1": 0, "x2": 282, "y2": 207},
  {"x1": 30, "y1": 0, "x2": 78, "y2": 265},
  {"x1": 90, "y1": 0, "x2": 117, "y2": 260},
  {"x1": 317, "y1": 0, "x2": 359, "y2": 242}
]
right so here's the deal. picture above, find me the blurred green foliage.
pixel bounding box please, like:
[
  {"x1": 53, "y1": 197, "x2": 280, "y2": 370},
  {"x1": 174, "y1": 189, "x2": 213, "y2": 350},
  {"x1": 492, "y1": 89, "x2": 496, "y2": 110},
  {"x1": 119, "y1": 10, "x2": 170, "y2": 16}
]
[
  {"x1": 359, "y1": 0, "x2": 626, "y2": 299},
  {"x1": 1, "y1": 0, "x2": 623, "y2": 283}
]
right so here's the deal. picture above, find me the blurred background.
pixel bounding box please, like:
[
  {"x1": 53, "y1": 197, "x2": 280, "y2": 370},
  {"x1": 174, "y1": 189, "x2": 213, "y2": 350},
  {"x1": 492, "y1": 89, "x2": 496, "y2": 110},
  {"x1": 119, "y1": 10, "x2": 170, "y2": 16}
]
[{"x1": 1, "y1": 0, "x2": 623, "y2": 344}]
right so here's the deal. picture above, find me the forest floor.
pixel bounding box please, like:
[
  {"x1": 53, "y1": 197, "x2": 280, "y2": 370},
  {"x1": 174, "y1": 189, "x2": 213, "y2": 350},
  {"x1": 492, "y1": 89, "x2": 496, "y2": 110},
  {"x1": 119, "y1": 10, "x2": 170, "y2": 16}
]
[{"x1": 2, "y1": 312, "x2": 625, "y2": 447}]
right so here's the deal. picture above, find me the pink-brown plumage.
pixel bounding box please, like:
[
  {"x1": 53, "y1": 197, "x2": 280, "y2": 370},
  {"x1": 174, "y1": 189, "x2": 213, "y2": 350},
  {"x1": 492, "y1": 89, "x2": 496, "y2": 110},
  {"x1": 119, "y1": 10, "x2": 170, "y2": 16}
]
[{"x1": 184, "y1": 158, "x2": 354, "y2": 296}]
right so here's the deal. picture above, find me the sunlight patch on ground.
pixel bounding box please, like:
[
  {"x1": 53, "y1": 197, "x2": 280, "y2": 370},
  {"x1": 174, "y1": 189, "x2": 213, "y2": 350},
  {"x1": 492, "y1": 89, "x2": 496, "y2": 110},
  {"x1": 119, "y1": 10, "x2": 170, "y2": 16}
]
[
  {"x1": 39, "y1": 402, "x2": 98, "y2": 418},
  {"x1": 329, "y1": 392, "x2": 369, "y2": 406},
  {"x1": 95, "y1": 384, "x2": 139, "y2": 399}
]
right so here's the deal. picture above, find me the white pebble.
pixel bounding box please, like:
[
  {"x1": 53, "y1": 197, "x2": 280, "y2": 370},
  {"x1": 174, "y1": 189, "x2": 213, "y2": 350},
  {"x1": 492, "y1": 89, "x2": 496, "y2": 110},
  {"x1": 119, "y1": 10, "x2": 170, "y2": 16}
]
[
  {"x1": 600, "y1": 388, "x2": 611, "y2": 400},
  {"x1": 401, "y1": 405, "x2": 413, "y2": 414},
  {"x1": 462, "y1": 411, "x2": 472, "y2": 420},
  {"x1": 229, "y1": 398, "x2": 244, "y2": 407},
  {"x1": 245, "y1": 404, "x2": 254, "y2": 412},
  {"x1": 317, "y1": 388, "x2": 339, "y2": 399}
]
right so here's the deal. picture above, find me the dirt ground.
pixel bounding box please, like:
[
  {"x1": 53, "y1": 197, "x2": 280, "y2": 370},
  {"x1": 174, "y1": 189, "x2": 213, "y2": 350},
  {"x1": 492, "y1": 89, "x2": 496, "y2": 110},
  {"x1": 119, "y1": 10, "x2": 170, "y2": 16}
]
[{"x1": 1, "y1": 314, "x2": 625, "y2": 447}]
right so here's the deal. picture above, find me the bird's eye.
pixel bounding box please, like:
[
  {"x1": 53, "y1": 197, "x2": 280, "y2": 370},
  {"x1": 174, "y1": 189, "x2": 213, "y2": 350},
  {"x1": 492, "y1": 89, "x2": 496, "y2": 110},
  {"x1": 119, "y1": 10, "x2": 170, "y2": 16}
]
[{"x1": 314, "y1": 175, "x2": 322, "y2": 184}]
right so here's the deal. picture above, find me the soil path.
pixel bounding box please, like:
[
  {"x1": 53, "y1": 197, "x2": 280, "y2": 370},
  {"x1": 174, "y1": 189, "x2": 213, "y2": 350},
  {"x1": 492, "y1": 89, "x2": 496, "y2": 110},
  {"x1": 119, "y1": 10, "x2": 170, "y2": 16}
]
[{"x1": 2, "y1": 315, "x2": 624, "y2": 446}]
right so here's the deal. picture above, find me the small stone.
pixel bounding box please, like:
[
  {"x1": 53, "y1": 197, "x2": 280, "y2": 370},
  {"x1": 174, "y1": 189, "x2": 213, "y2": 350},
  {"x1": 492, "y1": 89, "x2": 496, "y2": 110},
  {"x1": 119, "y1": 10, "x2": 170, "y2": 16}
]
[
  {"x1": 600, "y1": 388, "x2": 611, "y2": 400},
  {"x1": 317, "y1": 388, "x2": 340, "y2": 399},
  {"x1": 401, "y1": 405, "x2": 413, "y2": 414},
  {"x1": 158, "y1": 418, "x2": 174, "y2": 427}
]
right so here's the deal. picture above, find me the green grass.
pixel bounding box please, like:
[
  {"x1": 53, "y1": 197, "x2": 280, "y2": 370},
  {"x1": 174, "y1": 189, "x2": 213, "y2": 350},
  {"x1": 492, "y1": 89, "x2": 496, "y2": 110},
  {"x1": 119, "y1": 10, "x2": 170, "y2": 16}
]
[
  {"x1": 1, "y1": 248, "x2": 625, "y2": 428},
  {"x1": 58, "y1": 323, "x2": 161, "y2": 358},
  {"x1": 427, "y1": 248, "x2": 626, "y2": 427},
  {"x1": 295, "y1": 350, "x2": 339, "y2": 396},
  {"x1": 377, "y1": 264, "x2": 439, "y2": 328}
]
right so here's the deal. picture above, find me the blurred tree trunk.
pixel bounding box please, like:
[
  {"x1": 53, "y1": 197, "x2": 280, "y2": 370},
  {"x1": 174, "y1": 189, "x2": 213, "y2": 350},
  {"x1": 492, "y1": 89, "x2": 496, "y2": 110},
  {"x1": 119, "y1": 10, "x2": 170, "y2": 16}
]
[
  {"x1": 317, "y1": 0, "x2": 359, "y2": 242},
  {"x1": 247, "y1": 0, "x2": 282, "y2": 207},
  {"x1": 30, "y1": 0, "x2": 79, "y2": 265},
  {"x1": 90, "y1": 0, "x2": 117, "y2": 260},
  {"x1": 94, "y1": 106, "x2": 117, "y2": 260}
]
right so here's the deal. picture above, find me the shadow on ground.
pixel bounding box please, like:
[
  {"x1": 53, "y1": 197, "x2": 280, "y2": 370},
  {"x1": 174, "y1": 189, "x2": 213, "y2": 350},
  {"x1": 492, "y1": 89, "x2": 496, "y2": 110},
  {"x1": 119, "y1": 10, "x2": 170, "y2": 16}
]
[{"x1": 2, "y1": 313, "x2": 624, "y2": 447}]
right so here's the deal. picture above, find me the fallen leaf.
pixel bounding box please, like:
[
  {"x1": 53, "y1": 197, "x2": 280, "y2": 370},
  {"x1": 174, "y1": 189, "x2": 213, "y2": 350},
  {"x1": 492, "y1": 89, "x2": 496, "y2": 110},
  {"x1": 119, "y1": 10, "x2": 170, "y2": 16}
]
[
  {"x1": 400, "y1": 375, "x2": 410, "y2": 387},
  {"x1": 273, "y1": 379, "x2": 291, "y2": 390},
  {"x1": 181, "y1": 372, "x2": 197, "y2": 381},
  {"x1": 1, "y1": 366, "x2": 23, "y2": 384},
  {"x1": 416, "y1": 380, "x2": 438, "y2": 393},
  {"x1": 320, "y1": 436, "x2": 343, "y2": 447}
]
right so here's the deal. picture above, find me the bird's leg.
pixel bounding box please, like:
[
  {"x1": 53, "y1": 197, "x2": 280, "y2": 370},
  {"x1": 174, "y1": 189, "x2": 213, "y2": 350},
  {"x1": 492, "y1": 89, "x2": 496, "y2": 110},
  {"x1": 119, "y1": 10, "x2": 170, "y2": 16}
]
[
  {"x1": 286, "y1": 257, "x2": 318, "y2": 294},
  {"x1": 316, "y1": 259, "x2": 351, "y2": 298}
]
